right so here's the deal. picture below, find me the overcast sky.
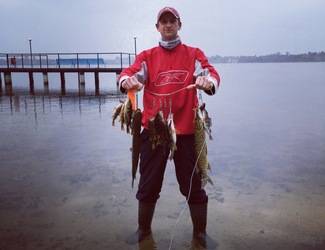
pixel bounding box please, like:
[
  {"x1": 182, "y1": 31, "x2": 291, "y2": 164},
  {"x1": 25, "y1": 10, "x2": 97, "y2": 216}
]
[{"x1": 1, "y1": 0, "x2": 324, "y2": 56}]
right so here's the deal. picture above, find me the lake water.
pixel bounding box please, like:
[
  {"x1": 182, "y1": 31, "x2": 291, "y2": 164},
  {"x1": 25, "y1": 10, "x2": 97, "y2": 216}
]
[{"x1": 0, "y1": 63, "x2": 325, "y2": 250}]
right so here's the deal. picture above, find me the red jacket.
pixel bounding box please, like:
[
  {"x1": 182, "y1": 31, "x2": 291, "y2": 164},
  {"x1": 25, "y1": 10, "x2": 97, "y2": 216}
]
[{"x1": 120, "y1": 43, "x2": 220, "y2": 134}]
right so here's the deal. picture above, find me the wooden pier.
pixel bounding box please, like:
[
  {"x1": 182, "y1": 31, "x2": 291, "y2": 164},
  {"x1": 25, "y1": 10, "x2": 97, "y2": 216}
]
[{"x1": 0, "y1": 52, "x2": 134, "y2": 96}]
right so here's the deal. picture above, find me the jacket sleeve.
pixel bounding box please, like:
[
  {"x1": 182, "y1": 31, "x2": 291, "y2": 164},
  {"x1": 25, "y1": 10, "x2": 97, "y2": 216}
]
[
  {"x1": 195, "y1": 48, "x2": 221, "y2": 95},
  {"x1": 118, "y1": 51, "x2": 146, "y2": 93}
]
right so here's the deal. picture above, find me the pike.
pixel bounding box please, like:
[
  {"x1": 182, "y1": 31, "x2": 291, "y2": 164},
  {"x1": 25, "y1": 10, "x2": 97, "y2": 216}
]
[
  {"x1": 131, "y1": 108, "x2": 142, "y2": 188},
  {"x1": 126, "y1": 90, "x2": 143, "y2": 188},
  {"x1": 194, "y1": 108, "x2": 214, "y2": 187}
]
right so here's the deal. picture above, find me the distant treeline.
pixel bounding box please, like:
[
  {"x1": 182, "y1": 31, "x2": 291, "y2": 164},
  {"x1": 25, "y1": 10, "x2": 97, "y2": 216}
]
[{"x1": 209, "y1": 51, "x2": 325, "y2": 63}]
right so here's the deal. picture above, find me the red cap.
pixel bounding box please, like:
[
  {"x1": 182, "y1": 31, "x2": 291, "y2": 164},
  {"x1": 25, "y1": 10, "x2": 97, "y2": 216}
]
[{"x1": 157, "y1": 7, "x2": 180, "y2": 22}]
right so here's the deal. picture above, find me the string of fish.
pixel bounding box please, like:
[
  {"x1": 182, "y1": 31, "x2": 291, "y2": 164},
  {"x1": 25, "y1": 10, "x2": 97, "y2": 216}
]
[
  {"x1": 112, "y1": 85, "x2": 213, "y2": 249},
  {"x1": 143, "y1": 87, "x2": 213, "y2": 250}
]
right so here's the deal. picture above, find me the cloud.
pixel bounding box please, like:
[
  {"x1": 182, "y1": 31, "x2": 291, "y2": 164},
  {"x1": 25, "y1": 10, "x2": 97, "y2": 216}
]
[{"x1": 1, "y1": 0, "x2": 324, "y2": 55}]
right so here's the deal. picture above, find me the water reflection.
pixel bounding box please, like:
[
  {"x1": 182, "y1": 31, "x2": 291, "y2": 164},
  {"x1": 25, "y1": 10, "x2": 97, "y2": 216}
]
[
  {"x1": 0, "y1": 71, "x2": 120, "y2": 97},
  {"x1": 0, "y1": 93, "x2": 123, "y2": 119}
]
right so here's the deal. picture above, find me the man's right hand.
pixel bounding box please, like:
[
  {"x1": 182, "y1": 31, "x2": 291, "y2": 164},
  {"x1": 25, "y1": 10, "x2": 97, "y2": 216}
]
[{"x1": 121, "y1": 76, "x2": 143, "y2": 91}]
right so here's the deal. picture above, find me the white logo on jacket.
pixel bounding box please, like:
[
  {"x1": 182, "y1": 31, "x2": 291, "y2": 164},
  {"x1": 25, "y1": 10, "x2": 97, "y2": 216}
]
[{"x1": 155, "y1": 70, "x2": 189, "y2": 86}]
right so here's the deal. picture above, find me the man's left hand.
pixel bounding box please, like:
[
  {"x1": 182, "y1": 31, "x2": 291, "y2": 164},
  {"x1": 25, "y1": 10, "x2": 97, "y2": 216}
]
[{"x1": 195, "y1": 76, "x2": 213, "y2": 91}]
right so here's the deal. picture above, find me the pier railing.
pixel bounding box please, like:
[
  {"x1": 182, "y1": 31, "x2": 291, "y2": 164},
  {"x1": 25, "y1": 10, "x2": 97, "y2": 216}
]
[
  {"x1": 0, "y1": 52, "x2": 136, "y2": 96},
  {"x1": 0, "y1": 52, "x2": 135, "y2": 70}
]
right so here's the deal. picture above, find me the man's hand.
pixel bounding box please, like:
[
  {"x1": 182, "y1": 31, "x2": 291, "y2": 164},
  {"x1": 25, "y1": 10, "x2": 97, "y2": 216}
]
[
  {"x1": 121, "y1": 76, "x2": 143, "y2": 91},
  {"x1": 195, "y1": 76, "x2": 213, "y2": 91}
]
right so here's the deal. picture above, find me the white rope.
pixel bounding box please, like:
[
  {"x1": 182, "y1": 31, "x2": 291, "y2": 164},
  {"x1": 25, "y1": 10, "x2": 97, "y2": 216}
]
[{"x1": 168, "y1": 139, "x2": 207, "y2": 250}]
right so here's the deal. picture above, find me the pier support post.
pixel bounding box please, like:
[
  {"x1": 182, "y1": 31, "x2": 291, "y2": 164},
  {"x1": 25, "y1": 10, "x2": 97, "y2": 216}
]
[
  {"x1": 60, "y1": 72, "x2": 66, "y2": 95},
  {"x1": 43, "y1": 72, "x2": 49, "y2": 95},
  {"x1": 4, "y1": 72, "x2": 13, "y2": 96},
  {"x1": 29, "y1": 72, "x2": 35, "y2": 95},
  {"x1": 43, "y1": 72, "x2": 49, "y2": 85},
  {"x1": 95, "y1": 72, "x2": 99, "y2": 95},
  {"x1": 78, "y1": 72, "x2": 85, "y2": 95}
]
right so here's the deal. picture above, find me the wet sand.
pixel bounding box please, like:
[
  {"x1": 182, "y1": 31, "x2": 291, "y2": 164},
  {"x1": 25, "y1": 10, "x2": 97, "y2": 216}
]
[
  {"x1": 0, "y1": 116, "x2": 324, "y2": 250},
  {"x1": 0, "y1": 159, "x2": 324, "y2": 250}
]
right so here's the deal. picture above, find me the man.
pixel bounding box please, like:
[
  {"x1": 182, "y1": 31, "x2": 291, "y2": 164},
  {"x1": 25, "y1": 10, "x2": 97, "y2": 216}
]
[{"x1": 119, "y1": 6, "x2": 220, "y2": 248}]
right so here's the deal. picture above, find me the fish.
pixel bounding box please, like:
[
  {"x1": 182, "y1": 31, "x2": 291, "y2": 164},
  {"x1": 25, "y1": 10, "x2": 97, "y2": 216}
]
[
  {"x1": 148, "y1": 111, "x2": 170, "y2": 150},
  {"x1": 154, "y1": 111, "x2": 165, "y2": 131},
  {"x1": 131, "y1": 108, "x2": 142, "y2": 188},
  {"x1": 112, "y1": 102, "x2": 124, "y2": 126},
  {"x1": 124, "y1": 98, "x2": 133, "y2": 134},
  {"x1": 194, "y1": 108, "x2": 214, "y2": 187},
  {"x1": 154, "y1": 111, "x2": 170, "y2": 148},
  {"x1": 119, "y1": 100, "x2": 126, "y2": 130},
  {"x1": 154, "y1": 111, "x2": 166, "y2": 134},
  {"x1": 199, "y1": 102, "x2": 213, "y2": 140},
  {"x1": 111, "y1": 91, "x2": 143, "y2": 188},
  {"x1": 167, "y1": 113, "x2": 177, "y2": 160}
]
